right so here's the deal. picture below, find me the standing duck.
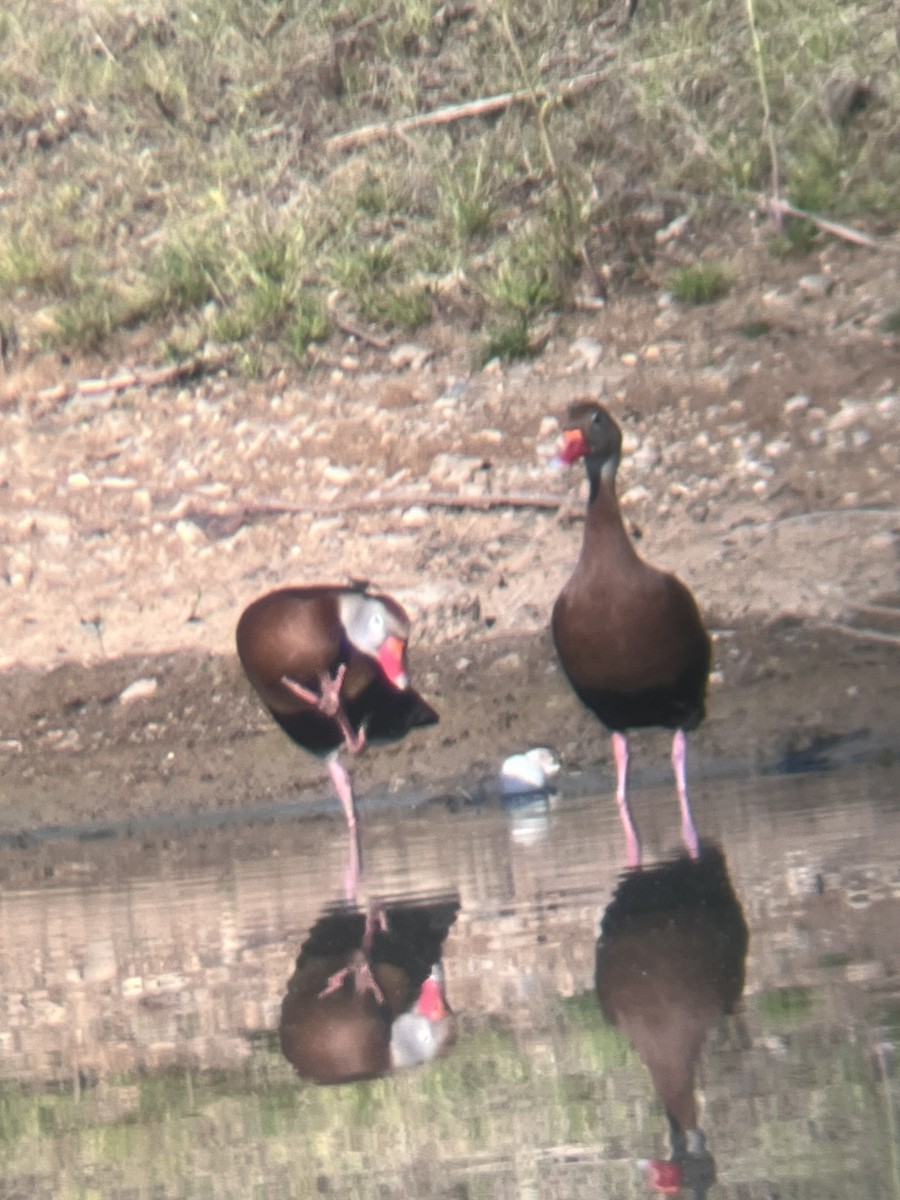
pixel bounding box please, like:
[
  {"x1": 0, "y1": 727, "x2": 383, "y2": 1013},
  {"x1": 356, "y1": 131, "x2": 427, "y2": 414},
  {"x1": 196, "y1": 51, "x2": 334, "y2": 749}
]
[
  {"x1": 551, "y1": 402, "x2": 711, "y2": 867},
  {"x1": 236, "y1": 583, "x2": 438, "y2": 876}
]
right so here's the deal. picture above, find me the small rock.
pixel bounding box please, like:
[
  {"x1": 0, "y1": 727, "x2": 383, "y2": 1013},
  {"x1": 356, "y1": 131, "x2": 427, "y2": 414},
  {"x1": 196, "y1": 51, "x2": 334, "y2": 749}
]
[
  {"x1": 119, "y1": 677, "x2": 158, "y2": 704},
  {"x1": 655, "y1": 213, "x2": 690, "y2": 244},
  {"x1": 538, "y1": 416, "x2": 559, "y2": 438},
  {"x1": 490, "y1": 651, "x2": 522, "y2": 672},
  {"x1": 175, "y1": 519, "x2": 204, "y2": 545},
  {"x1": 569, "y1": 336, "x2": 604, "y2": 370},
  {"x1": 389, "y1": 343, "x2": 433, "y2": 371},
  {"x1": 827, "y1": 401, "x2": 865, "y2": 432},
  {"x1": 631, "y1": 440, "x2": 660, "y2": 471},
  {"x1": 429, "y1": 453, "x2": 482, "y2": 487},
  {"x1": 322, "y1": 463, "x2": 352, "y2": 485},
  {"x1": 798, "y1": 274, "x2": 834, "y2": 301},
  {"x1": 620, "y1": 352, "x2": 638, "y2": 367},
  {"x1": 620, "y1": 484, "x2": 651, "y2": 505},
  {"x1": 785, "y1": 394, "x2": 810, "y2": 414},
  {"x1": 401, "y1": 505, "x2": 429, "y2": 527},
  {"x1": 68, "y1": 472, "x2": 91, "y2": 490}
]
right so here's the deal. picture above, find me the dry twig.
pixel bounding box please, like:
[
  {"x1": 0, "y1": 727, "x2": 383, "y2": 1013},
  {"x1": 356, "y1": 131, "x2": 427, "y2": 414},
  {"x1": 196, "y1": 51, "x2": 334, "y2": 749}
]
[
  {"x1": 32, "y1": 355, "x2": 231, "y2": 407},
  {"x1": 762, "y1": 197, "x2": 879, "y2": 248},
  {"x1": 325, "y1": 66, "x2": 614, "y2": 154}
]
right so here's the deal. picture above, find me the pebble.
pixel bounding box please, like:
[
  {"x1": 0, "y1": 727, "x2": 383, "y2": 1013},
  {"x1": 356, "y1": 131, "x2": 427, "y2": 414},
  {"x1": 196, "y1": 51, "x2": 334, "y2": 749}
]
[
  {"x1": 490, "y1": 651, "x2": 523, "y2": 672},
  {"x1": 389, "y1": 343, "x2": 433, "y2": 371},
  {"x1": 798, "y1": 274, "x2": 834, "y2": 300},
  {"x1": 655, "y1": 213, "x2": 690, "y2": 244},
  {"x1": 118, "y1": 677, "x2": 159, "y2": 704},
  {"x1": 631, "y1": 439, "x2": 660, "y2": 471},
  {"x1": 175, "y1": 519, "x2": 204, "y2": 545},
  {"x1": 620, "y1": 484, "x2": 651, "y2": 505},
  {"x1": 827, "y1": 401, "x2": 865, "y2": 432},
  {"x1": 322, "y1": 463, "x2": 352, "y2": 485},
  {"x1": 569, "y1": 336, "x2": 604, "y2": 370},
  {"x1": 68, "y1": 472, "x2": 91, "y2": 490},
  {"x1": 429, "y1": 453, "x2": 482, "y2": 486},
  {"x1": 620, "y1": 352, "x2": 638, "y2": 367},
  {"x1": 785, "y1": 394, "x2": 810, "y2": 414},
  {"x1": 401, "y1": 505, "x2": 429, "y2": 527}
]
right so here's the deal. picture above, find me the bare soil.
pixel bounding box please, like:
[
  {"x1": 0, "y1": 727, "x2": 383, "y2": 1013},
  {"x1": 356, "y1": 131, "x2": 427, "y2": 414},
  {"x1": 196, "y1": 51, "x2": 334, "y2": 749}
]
[{"x1": 1, "y1": 235, "x2": 898, "y2": 850}]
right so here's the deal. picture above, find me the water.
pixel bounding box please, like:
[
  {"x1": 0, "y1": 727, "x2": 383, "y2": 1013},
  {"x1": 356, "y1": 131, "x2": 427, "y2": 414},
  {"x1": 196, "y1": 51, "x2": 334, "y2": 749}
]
[{"x1": 1, "y1": 759, "x2": 899, "y2": 1199}]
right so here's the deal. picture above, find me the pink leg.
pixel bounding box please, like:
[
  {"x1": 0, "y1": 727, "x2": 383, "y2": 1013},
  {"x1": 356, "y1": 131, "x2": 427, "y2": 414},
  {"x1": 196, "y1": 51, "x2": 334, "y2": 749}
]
[
  {"x1": 328, "y1": 756, "x2": 358, "y2": 830},
  {"x1": 612, "y1": 732, "x2": 641, "y2": 869},
  {"x1": 342, "y1": 820, "x2": 362, "y2": 902},
  {"x1": 327, "y1": 756, "x2": 362, "y2": 895},
  {"x1": 318, "y1": 906, "x2": 387, "y2": 1001},
  {"x1": 672, "y1": 729, "x2": 699, "y2": 860},
  {"x1": 282, "y1": 667, "x2": 367, "y2": 754},
  {"x1": 319, "y1": 948, "x2": 384, "y2": 1003}
]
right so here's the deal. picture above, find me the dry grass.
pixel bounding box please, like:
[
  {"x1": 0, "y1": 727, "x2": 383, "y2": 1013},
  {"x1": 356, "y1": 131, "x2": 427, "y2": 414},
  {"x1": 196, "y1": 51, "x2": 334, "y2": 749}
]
[{"x1": 0, "y1": 0, "x2": 898, "y2": 367}]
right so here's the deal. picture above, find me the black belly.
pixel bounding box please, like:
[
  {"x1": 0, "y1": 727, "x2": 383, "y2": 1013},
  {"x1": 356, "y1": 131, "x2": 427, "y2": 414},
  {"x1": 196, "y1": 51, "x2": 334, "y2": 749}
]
[
  {"x1": 571, "y1": 671, "x2": 706, "y2": 734},
  {"x1": 272, "y1": 677, "x2": 438, "y2": 757}
]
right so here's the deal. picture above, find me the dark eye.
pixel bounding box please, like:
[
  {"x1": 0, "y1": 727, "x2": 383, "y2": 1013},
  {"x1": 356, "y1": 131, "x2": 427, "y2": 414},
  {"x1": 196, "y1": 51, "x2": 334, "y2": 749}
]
[{"x1": 591, "y1": 410, "x2": 603, "y2": 426}]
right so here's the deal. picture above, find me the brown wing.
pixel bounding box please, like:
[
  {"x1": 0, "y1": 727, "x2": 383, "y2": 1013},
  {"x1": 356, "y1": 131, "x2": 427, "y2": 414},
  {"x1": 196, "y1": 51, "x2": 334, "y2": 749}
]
[{"x1": 236, "y1": 586, "x2": 379, "y2": 716}]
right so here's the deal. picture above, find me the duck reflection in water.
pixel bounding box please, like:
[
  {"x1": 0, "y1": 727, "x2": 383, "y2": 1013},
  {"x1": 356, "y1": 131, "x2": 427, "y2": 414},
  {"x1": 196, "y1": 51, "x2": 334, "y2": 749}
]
[
  {"x1": 280, "y1": 892, "x2": 460, "y2": 1085},
  {"x1": 595, "y1": 844, "x2": 749, "y2": 1196}
]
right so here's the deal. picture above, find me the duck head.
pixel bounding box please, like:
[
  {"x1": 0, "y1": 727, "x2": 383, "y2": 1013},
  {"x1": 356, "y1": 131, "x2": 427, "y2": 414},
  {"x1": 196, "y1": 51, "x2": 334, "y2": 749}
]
[
  {"x1": 338, "y1": 590, "x2": 411, "y2": 689},
  {"x1": 556, "y1": 401, "x2": 622, "y2": 484}
]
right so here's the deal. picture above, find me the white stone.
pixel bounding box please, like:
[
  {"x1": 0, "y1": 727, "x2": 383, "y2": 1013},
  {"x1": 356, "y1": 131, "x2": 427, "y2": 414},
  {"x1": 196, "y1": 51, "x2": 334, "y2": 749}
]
[
  {"x1": 322, "y1": 463, "x2": 352, "y2": 484},
  {"x1": 119, "y1": 677, "x2": 158, "y2": 704},
  {"x1": 569, "y1": 336, "x2": 604, "y2": 370},
  {"x1": 401, "y1": 505, "x2": 429, "y2": 527},
  {"x1": 785, "y1": 394, "x2": 810, "y2": 414}
]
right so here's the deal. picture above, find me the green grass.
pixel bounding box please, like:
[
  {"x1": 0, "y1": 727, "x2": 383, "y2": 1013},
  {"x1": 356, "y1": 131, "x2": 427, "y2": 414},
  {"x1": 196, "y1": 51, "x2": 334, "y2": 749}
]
[
  {"x1": 669, "y1": 260, "x2": 734, "y2": 304},
  {"x1": 0, "y1": 0, "x2": 898, "y2": 363},
  {"x1": 756, "y1": 984, "x2": 817, "y2": 1023}
]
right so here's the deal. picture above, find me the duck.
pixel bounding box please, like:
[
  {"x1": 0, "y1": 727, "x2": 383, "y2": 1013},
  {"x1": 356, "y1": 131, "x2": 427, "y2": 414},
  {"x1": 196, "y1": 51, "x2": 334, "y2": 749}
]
[
  {"x1": 279, "y1": 897, "x2": 459, "y2": 1084},
  {"x1": 595, "y1": 845, "x2": 748, "y2": 1194},
  {"x1": 236, "y1": 583, "x2": 438, "y2": 882},
  {"x1": 551, "y1": 401, "x2": 711, "y2": 867}
]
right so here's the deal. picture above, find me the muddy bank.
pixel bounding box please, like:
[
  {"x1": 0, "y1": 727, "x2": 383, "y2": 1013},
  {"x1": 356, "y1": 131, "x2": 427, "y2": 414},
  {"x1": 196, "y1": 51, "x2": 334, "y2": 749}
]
[{"x1": 1, "y1": 618, "x2": 897, "y2": 858}]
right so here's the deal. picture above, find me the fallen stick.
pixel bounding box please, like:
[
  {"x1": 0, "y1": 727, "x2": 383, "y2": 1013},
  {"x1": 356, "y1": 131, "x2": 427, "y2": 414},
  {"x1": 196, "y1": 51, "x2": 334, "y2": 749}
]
[
  {"x1": 325, "y1": 64, "x2": 614, "y2": 154},
  {"x1": 34, "y1": 354, "x2": 230, "y2": 406},
  {"x1": 818, "y1": 623, "x2": 900, "y2": 648},
  {"x1": 176, "y1": 491, "x2": 571, "y2": 532},
  {"x1": 764, "y1": 197, "x2": 879, "y2": 249}
]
